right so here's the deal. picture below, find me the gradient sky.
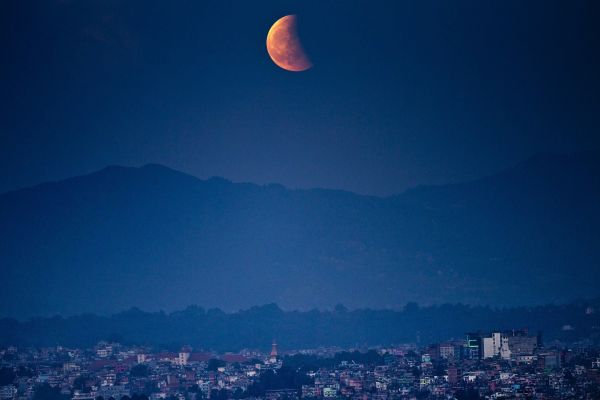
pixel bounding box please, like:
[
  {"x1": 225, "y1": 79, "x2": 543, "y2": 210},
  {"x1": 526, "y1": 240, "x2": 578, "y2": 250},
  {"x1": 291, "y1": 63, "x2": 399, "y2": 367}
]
[{"x1": 1, "y1": 0, "x2": 599, "y2": 196}]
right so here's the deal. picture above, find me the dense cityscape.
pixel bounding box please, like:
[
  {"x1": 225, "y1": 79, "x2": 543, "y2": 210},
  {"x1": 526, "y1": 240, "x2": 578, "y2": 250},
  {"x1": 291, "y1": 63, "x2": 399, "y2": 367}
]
[
  {"x1": 2, "y1": 329, "x2": 600, "y2": 400},
  {"x1": 3, "y1": 2, "x2": 600, "y2": 400}
]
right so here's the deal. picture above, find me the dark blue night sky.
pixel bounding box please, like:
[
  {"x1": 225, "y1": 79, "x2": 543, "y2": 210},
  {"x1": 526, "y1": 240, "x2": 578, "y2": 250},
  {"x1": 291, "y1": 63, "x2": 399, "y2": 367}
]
[
  {"x1": 2, "y1": 0, "x2": 599, "y2": 196},
  {"x1": 2, "y1": 1, "x2": 600, "y2": 318}
]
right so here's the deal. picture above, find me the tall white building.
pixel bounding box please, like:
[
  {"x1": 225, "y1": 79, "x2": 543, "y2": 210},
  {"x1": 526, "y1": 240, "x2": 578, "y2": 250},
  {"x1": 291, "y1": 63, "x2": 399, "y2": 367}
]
[
  {"x1": 500, "y1": 335, "x2": 511, "y2": 360},
  {"x1": 482, "y1": 332, "x2": 501, "y2": 359},
  {"x1": 178, "y1": 351, "x2": 190, "y2": 365},
  {"x1": 482, "y1": 332, "x2": 511, "y2": 359}
]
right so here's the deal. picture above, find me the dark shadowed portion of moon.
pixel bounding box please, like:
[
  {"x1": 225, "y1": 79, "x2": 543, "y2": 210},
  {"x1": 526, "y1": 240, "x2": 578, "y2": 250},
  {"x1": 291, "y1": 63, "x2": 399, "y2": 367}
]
[{"x1": 266, "y1": 15, "x2": 312, "y2": 72}]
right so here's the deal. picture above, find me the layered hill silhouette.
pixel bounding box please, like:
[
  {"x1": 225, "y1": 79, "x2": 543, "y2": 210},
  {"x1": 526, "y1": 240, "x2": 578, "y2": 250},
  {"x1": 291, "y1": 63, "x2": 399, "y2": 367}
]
[
  {"x1": 2, "y1": 300, "x2": 600, "y2": 350},
  {"x1": 1, "y1": 150, "x2": 599, "y2": 318}
]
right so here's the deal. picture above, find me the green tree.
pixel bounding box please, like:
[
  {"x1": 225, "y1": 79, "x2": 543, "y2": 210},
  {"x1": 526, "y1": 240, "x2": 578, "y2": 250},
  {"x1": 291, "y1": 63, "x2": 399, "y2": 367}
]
[
  {"x1": 33, "y1": 384, "x2": 69, "y2": 400},
  {"x1": 209, "y1": 389, "x2": 228, "y2": 400},
  {"x1": 73, "y1": 376, "x2": 91, "y2": 391},
  {"x1": 0, "y1": 367, "x2": 15, "y2": 385},
  {"x1": 130, "y1": 364, "x2": 150, "y2": 377},
  {"x1": 207, "y1": 359, "x2": 225, "y2": 371}
]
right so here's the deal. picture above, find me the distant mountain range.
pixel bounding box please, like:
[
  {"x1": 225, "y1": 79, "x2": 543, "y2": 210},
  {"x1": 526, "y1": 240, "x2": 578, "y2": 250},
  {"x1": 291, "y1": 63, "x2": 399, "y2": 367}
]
[{"x1": 1, "y1": 150, "x2": 599, "y2": 318}]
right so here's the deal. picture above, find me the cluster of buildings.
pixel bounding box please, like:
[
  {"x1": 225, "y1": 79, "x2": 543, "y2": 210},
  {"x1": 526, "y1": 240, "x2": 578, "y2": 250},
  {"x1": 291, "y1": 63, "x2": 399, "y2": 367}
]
[
  {"x1": 1, "y1": 331, "x2": 600, "y2": 400},
  {"x1": 462, "y1": 330, "x2": 540, "y2": 362}
]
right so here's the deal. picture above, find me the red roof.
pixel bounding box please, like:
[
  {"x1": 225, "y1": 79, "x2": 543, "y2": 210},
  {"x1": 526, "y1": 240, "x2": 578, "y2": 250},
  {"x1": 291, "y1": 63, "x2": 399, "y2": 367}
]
[
  {"x1": 123, "y1": 356, "x2": 138, "y2": 365},
  {"x1": 155, "y1": 352, "x2": 178, "y2": 360},
  {"x1": 90, "y1": 360, "x2": 115, "y2": 370},
  {"x1": 221, "y1": 354, "x2": 248, "y2": 363},
  {"x1": 188, "y1": 352, "x2": 212, "y2": 362}
]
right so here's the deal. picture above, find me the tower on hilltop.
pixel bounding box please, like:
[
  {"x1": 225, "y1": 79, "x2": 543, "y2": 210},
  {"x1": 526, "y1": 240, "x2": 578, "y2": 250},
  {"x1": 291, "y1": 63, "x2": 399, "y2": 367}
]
[{"x1": 269, "y1": 340, "x2": 278, "y2": 363}]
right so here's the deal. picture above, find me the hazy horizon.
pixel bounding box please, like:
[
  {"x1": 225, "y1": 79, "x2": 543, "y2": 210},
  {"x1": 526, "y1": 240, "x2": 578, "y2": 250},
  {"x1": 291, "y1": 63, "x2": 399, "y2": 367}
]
[{"x1": 3, "y1": 148, "x2": 598, "y2": 198}]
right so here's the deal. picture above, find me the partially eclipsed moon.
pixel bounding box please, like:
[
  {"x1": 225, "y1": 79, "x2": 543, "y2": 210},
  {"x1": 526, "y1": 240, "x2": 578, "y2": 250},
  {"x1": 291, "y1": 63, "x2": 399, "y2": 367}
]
[{"x1": 266, "y1": 15, "x2": 312, "y2": 72}]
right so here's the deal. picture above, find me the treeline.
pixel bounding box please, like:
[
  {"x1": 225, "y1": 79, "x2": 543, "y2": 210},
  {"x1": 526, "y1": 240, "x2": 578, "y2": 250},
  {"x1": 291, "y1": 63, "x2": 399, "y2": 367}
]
[
  {"x1": 31, "y1": 385, "x2": 151, "y2": 400},
  {"x1": 282, "y1": 350, "x2": 384, "y2": 370},
  {"x1": 1, "y1": 300, "x2": 600, "y2": 351}
]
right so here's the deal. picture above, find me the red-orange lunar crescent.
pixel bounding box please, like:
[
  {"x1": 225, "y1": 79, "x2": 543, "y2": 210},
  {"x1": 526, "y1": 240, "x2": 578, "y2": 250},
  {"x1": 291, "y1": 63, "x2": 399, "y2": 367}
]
[{"x1": 266, "y1": 15, "x2": 312, "y2": 72}]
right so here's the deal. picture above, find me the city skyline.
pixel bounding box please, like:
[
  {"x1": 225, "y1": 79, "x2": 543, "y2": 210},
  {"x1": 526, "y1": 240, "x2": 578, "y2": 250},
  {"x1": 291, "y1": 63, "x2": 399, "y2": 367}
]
[{"x1": 1, "y1": 324, "x2": 599, "y2": 400}]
